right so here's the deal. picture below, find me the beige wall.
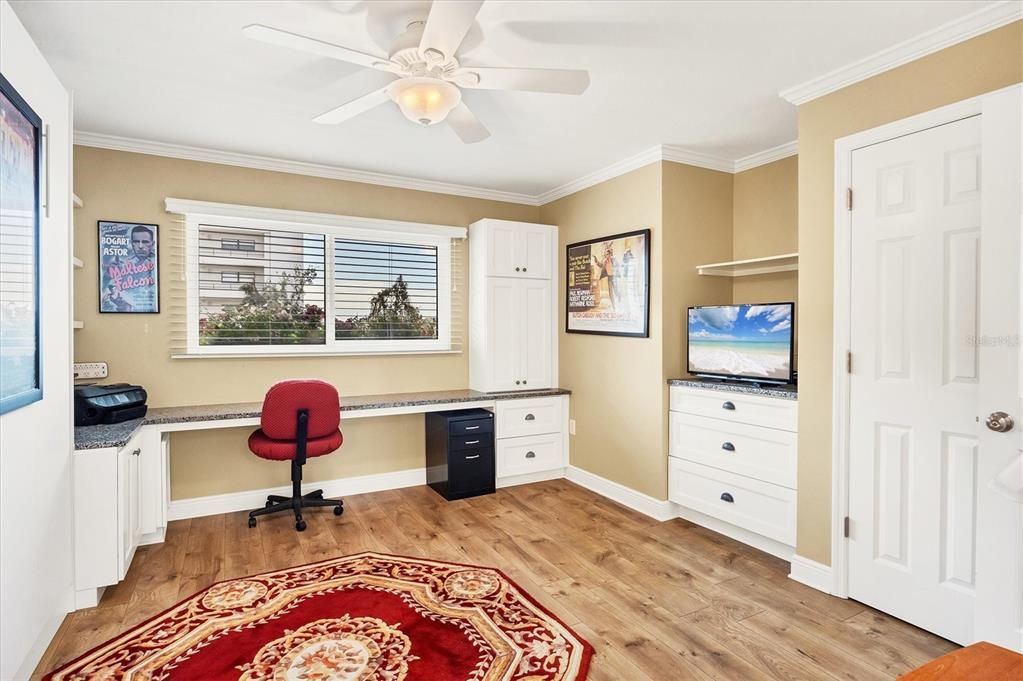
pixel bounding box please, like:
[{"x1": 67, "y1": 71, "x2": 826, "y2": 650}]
[
  {"x1": 72, "y1": 146, "x2": 538, "y2": 499},
  {"x1": 732, "y1": 156, "x2": 798, "y2": 306},
  {"x1": 539, "y1": 164, "x2": 666, "y2": 498},
  {"x1": 796, "y1": 21, "x2": 1023, "y2": 565}
]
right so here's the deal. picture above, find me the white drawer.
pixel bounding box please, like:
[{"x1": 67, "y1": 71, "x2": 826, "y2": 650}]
[
  {"x1": 669, "y1": 412, "x2": 797, "y2": 488},
  {"x1": 496, "y1": 397, "x2": 562, "y2": 439},
  {"x1": 669, "y1": 386, "x2": 797, "y2": 432},
  {"x1": 497, "y1": 433, "x2": 564, "y2": 477},
  {"x1": 668, "y1": 457, "x2": 796, "y2": 546}
]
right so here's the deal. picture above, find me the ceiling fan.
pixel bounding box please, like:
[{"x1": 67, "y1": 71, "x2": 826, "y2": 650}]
[{"x1": 243, "y1": 0, "x2": 590, "y2": 144}]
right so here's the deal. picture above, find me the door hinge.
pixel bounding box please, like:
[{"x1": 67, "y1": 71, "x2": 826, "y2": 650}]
[
  {"x1": 846, "y1": 187, "x2": 853, "y2": 211},
  {"x1": 843, "y1": 516, "x2": 851, "y2": 538},
  {"x1": 846, "y1": 351, "x2": 852, "y2": 374}
]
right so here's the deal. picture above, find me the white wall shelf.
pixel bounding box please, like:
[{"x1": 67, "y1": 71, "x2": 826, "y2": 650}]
[
  {"x1": 73, "y1": 320, "x2": 84, "y2": 330},
  {"x1": 696, "y1": 252, "x2": 798, "y2": 277},
  {"x1": 73, "y1": 193, "x2": 83, "y2": 209},
  {"x1": 72, "y1": 257, "x2": 83, "y2": 269}
]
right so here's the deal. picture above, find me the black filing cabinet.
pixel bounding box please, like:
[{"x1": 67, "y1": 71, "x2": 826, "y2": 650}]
[{"x1": 426, "y1": 408, "x2": 495, "y2": 500}]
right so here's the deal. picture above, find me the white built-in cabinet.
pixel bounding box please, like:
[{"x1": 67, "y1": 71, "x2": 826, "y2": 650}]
[
  {"x1": 469, "y1": 219, "x2": 558, "y2": 393},
  {"x1": 73, "y1": 426, "x2": 166, "y2": 608}
]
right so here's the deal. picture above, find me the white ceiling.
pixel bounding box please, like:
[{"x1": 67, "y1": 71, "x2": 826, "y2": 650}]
[{"x1": 11, "y1": 0, "x2": 1000, "y2": 198}]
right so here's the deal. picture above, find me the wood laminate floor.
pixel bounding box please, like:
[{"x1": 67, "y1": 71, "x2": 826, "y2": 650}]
[{"x1": 34, "y1": 479, "x2": 957, "y2": 680}]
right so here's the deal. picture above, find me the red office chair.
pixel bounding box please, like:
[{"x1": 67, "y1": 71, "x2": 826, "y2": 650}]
[{"x1": 246, "y1": 379, "x2": 344, "y2": 532}]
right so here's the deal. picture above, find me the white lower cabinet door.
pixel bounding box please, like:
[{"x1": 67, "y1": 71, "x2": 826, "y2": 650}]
[
  {"x1": 497, "y1": 434, "x2": 564, "y2": 478},
  {"x1": 669, "y1": 458, "x2": 795, "y2": 545},
  {"x1": 117, "y1": 439, "x2": 142, "y2": 579}
]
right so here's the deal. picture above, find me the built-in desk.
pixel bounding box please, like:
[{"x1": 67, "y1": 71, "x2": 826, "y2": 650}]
[{"x1": 72, "y1": 388, "x2": 571, "y2": 609}]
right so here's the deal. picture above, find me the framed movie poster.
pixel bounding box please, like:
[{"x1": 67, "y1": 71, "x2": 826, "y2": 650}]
[
  {"x1": 98, "y1": 221, "x2": 160, "y2": 313},
  {"x1": 0, "y1": 74, "x2": 43, "y2": 414},
  {"x1": 566, "y1": 228, "x2": 650, "y2": 337}
]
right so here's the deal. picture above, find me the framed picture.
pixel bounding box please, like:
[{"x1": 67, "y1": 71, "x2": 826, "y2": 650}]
[
  {"x1": 0, "y1": 73, "x2": 43, "y2": 414},
  {"x1": 98, "y1": 220, "x2": 160, "y2": 313},
  {"x1": 566, "y1": 228, "x2": 650, "y2": 337}
]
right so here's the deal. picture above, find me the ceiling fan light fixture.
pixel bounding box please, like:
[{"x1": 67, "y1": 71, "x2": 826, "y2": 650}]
[{"x1": 387, "y1": 77, "x2": 461, "y2": 126}]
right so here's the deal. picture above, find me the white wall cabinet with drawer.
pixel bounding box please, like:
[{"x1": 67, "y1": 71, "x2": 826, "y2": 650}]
[
  {"x1": 667, "y1": 382, "x2": 798, "y2": 560},
  {"x1": 494, "y1": 395, "x2": 569, "y2": 486},
  {"x1": 469, "y1": 219, "x2": 558, "y2": 393},
  {"x1": 73, "y1": 425, "x2": 165, "y2": 609}
]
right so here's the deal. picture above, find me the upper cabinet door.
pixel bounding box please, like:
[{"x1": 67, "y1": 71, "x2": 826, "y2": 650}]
[
  {"x1": 519, "y1": 278, "x2": 553, "y2": 389},
  {"x1": 486, "y1": 277, "x2": 523, "y2": 391},
  {"x1": 517, "y1": 225, "x2": 553, "y2": 279},
  {"x1": 485, "y1": 222, "x2": 523, "y2": 278}
]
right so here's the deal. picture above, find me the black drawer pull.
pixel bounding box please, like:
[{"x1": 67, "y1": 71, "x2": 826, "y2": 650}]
[
  {"x1": 464, "y1": 440, "x2": 480, "y2": 445},
  {"x1": 465, "y1": 454, "x2": 480, "y2": 460},
  {"x1": 525, "y1": 451, "x2": 536, "y2": 459},
  {"x1": 464, "y1": 425, "x2": 480, "y2": 431},
  {"x1": 721, "y1": 442, "x2": 735, "y2": 452},
  {"x1": 720, "y1": 492, "x2": 734, "y2": 503},
  {"x1": 722, "y1": 401, "x2": 735, "y2": 411},
  {"x1": 515, "y1": 266, "x2": 521, "y2": 272},
  {"x1": 524, "y1": 413, "x2": 535, "y2": 421}
]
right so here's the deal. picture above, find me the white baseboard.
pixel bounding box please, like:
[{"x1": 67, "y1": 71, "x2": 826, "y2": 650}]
[
  {"x1": 788, "y1": 554, "x2": 835, "y2": 594},
  {"x1": 15, "y1": 607, "x2": 70, "y2": 681},
  {"x1": 168, "y1": 467, "x2": 427, "y2": 521},
  {"x1": 565, "y1": 466, "x2": 675, "y2": 521},
  {"x1": 496, "y1": 468, "x2": 566, "y2": 489},
  {"x1": 671, "y1": 504, "x2": 795, "y2": 562}
]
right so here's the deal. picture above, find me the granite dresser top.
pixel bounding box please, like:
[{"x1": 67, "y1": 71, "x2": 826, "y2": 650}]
[
  {"x1": 74, "y1": 387, "x2": 571, "y2": 451},
  {"x1": 668, "y1": 377, "x2": 797, "y2": 401}
]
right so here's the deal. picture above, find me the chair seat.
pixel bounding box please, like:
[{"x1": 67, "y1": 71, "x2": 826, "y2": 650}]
[{"x1": 248, "y1": 429, "x2": 343, "y2": 461}]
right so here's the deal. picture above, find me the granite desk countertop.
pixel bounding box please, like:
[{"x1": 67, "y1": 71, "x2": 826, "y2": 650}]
[
  {"x1": 74, "y1": 388, "x2": 571, "y2": 451},
  {"x1": 668, "y1": 377, "x2": 798, "y2": 400}
]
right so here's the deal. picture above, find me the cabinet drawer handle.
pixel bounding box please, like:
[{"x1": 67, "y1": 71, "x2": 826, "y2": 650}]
[
  {"x1": 465, "y1": 454, "x2": 480, "y2": 460},
  {"x1": 132, "y1": 448, "x2": 141, "y2": 457},
  {"x1": 720, "y1": 492, "x2": 734, "y2": 503},
  {"x1": 721, "y1": 442, "x2": 735, "y2": 452},
  {"x1": 525, "y1": 451, "x2": 536, "y2": 459},
  {"x1": 464, "y1": 440, "x2": 480, "y2": 445},
  {"x1": 722, "y1": 401, "x2": 735, "y2": 411},
  {"x1": 464, "y1": 425, "x2": 480, "y2": 431},
  {"x1": 524, "y1": 413, "x2": 535, "y2": 421}
]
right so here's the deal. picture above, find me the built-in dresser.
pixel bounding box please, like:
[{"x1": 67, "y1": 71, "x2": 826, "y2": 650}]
[{"x1": 668, "y1": 378, "x2": 798, "y2": 560}]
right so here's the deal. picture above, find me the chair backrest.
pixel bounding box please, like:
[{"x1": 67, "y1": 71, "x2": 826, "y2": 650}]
[{"x1": 260, "y1": 379, "x2": 340, "y2": 440}]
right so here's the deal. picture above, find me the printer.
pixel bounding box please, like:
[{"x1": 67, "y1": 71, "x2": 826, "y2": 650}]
[{"x1": 74, "y1": 383, "x2": 148, "y2": 427}]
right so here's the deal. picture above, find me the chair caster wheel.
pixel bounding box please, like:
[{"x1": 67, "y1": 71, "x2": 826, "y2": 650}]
[
  {"x1": 296, "y1": 519, "x2": 307, "y2": 532},
  {"x1": 248, "y1": 517, "x2": 257, "y2": 528},
  {"x1": 333, "y1": 505, "x2": 343, "y2": 516}
]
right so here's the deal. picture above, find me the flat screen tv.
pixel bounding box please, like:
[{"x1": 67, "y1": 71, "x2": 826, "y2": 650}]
[{"x1": 688, "y1": 303, "x2": 795, "y2": 384}]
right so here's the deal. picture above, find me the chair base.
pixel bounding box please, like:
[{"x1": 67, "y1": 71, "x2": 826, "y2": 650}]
[{"x1": 247, "y1": 488, "x2": 343, "y2": 532}]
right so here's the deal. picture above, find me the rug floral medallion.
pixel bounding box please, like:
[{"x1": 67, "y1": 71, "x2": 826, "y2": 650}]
[{"x1": 46, "y1": 552, "x2": 592, "y2": 681}]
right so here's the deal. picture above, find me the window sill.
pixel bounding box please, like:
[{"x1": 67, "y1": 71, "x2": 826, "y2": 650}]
[{"x1": 171, "y1": 349, "x2": 461, "y2": 359}]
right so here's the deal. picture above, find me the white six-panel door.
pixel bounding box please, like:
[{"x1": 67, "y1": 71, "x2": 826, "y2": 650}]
[{"x1": 848, "y1": 115, "x2": 984, "y2": 645}]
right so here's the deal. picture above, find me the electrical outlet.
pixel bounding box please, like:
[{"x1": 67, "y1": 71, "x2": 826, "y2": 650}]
[
  {"x1": 569, "y1": 419, "x2": 576, "y2": 435},
  {"x1": 74, "y1": 362, "x2": 108, "y2": 380}
]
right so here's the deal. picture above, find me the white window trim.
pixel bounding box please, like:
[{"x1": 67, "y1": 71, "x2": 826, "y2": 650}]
[{"x1": 172, "y1": 199, "x2": 463, "y2": 357}]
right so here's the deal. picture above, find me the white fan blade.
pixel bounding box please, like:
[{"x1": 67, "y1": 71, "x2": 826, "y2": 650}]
[
  {"x1": 455, "y1": 66, "x2": 589, "y2": 95},
  {"x1": 313, "y1": 87, "x2": 391, "y2": 125},
  {"x1": 419, "y1": 0, "x2": 485, "y2": 61},
  {"x1": 446, "y1": 102, "x2": 490, "y2": 143},
  {"x1": 243, "y1": 24, "x2": 392, "y2": 71}
]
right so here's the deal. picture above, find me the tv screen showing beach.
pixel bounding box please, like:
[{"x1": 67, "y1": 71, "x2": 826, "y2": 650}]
[{"x1": 688, "y1": 304, "x2": 793, "y2": 381}]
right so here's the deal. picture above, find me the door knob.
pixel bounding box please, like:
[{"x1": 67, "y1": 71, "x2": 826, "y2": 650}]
[{"x1": 986, "y1": 411, "x2": 1015, "y2": 433}]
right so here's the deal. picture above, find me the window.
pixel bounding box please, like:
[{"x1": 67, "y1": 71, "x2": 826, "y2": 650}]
[{"x1": 173, "y1": 199, "x2": 460, "y2": 356}]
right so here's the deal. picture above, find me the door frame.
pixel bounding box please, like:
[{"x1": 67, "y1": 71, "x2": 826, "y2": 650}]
[{"x1": 830, "y1": 84, "x2": 1022, "y2": 603}]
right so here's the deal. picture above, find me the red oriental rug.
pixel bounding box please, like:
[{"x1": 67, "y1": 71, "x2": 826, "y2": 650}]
[{"x1": 45, "y1": 551, "x2": 592, "y2": 681}]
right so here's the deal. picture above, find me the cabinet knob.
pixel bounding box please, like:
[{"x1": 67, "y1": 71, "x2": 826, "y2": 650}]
[
  {"x1": 515, "y1": 380, "x2": 521, "y2": 385},
  {"x1": 721, "y1": 442, "x2": 735, "y2": 452},
  {"x1": 524, "y1": 413, "x2": 535, "y2": 421},
  {"x1": 720, "y1": 492, "x2": 734, "y2": 503},
  {"x1": 525, "y1": 451, "x2": 536, "y2": 459},
  {"x1": 722, "y1": 401, "x2": 736, "y2": 411},
  {"x1": 522, "y1": 380, "x2": 527, "y2": 385},
  {"x1": 132, "y1": 448, "x2": 141, "y2": 457},
  {"x1": 515, "y1": 267, "x2": 521, "y2": 272},
  {"x1": 522, "y1": 267, "x2": 527, "y2": 272}
]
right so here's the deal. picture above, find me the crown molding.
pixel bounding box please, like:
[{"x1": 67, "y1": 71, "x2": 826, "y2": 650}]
[
  {"x1": 780, "y1": 1, "x2": 1023, "y2": 105},
  {"x1": 661, "y1": 145, "x2": 735, "y2": 173},
  {"x1": 73, "y1": 130, "x2": 541, "y2": 206},
  {"x1": 534, "y1": 145, "x2": 664, "y2": 205},
  {"x1": 733, "y1": 140, "x2": 799, "y2": 173}
]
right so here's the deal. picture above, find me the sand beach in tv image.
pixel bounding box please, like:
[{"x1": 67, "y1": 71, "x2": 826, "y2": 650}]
[{"x1": 688, "y1": 304, "x2": 793, "y2": 380}]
